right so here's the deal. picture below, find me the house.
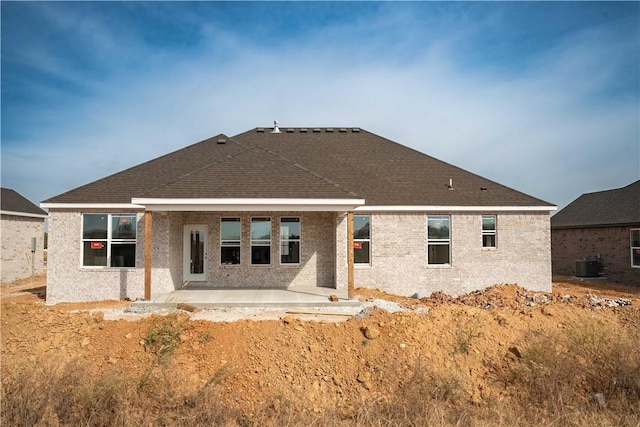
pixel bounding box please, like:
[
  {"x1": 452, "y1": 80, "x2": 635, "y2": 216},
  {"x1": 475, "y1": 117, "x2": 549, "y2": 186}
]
[
  {"x1": 551, "y1": 180, "x2": 640, "y2": 286},
  {"x1": 41, "y1": 125, "x2": 556, "y2": 304},
  {"x1": 1, "y1": 188, "x2": 48, "y2": 283}
]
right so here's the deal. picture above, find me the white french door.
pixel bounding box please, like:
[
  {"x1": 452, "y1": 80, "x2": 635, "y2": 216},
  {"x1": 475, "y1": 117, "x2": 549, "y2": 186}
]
[{"x1": 183, "y1": 225, "x2": 207, "y2": 282}]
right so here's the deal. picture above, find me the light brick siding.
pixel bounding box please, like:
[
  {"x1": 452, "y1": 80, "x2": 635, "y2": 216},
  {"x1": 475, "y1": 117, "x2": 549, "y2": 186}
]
[
  {"x1": 47, "y1": 210, "x2": 336, "y2": 303},
  {"x1": 1, "y1": 214, "x2": 45, "y2": 283},
  {"x1": 47, "y1": 209, "x2": 552, "y2": 303},
  {"x1": 337, "y1": 212, "x2": 552, "y2": 296},
  {"x1": 47, "y1": 210, "x2": 145, "y2": 304},
  {"x1": 178, "y1": 211, "x2": 335, "y2": 289},
  {"x1": 552, "y1": 226, "x2": 640, "y2": 286}
]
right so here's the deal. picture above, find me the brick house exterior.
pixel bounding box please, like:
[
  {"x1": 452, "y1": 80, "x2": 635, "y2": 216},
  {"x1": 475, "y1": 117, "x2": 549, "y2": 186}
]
[
  {"x1": 42, "y1": 125, "x2": 555, "y2": 304},
  {"x1": 551, "y1": 180, "x2": 640, "y2": 286},
  {"x1": 1, "y1": 188, "x2": 47, "y2": 283}
]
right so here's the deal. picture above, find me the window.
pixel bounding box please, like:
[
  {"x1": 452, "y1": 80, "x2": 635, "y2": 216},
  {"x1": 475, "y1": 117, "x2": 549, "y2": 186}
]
[
  {"x1": 428, "y1": 215, "x2": 450, "y2": 265},
  {"x1": 221, "y1": 218, "x2": 241, "y2": 265},
  {"x1": 631, "y1": 229, "x2": 640, "y2": 268},
  {"x1": 353, "y1": 215, "x2": 371, "y2": 265},
  {"x1": 482, "y1": 215, "x2": 497, "y2": 248},
  {"x1": 251, "y1": 217, "x2": 271, "y2": 265},
  {"x1": 82, "y1": 213, "x2": 136, "y2": 267},
  {"x1": 280, "y1": 217, "x2": 300, "y2": 264}
]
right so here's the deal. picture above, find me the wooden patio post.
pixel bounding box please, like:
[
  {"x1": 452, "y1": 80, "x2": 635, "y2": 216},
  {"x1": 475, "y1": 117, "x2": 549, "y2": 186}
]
[
  {"x1": 347, "y1": 211, "x2": 355, "y2": 299},
  {"x1": 144, "y1": 210, "x2": 152, "y2": 300}
]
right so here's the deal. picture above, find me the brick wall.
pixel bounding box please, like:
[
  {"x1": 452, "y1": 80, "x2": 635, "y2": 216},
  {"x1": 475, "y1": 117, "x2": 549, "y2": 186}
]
[
  {"x1": 1, "y1": 214, "x2": 45, "y2": 283},
  {"x1": 47, "y1": 209, "x2": 553, "y2": 303},
  {"x1": 552, "y1": 226, "x2": 640, "y2": 286},
  {"x1": 337, "y1": 211, "x2": 552, "y2": 296}
]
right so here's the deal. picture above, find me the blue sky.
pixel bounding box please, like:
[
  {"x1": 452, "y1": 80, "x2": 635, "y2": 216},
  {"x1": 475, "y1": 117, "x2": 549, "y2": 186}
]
[{"x1": 2, "y1": 1, "x2": 639, "y2": 210}]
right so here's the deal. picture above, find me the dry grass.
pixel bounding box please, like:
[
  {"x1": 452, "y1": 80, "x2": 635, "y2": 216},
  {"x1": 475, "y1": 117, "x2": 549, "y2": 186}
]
[{"x1": 3, "y1": 316, "x2": 639, "y2": 426}]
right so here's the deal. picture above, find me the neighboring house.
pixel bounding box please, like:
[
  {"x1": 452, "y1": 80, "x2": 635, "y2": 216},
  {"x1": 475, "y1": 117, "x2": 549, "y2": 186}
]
[
  {"x1": 41, "y1": 125, "x2": 556, "y2": 304},
  {"x1": 551, "y1": 180, "x2": 640, "y2": 286},
  {"x1": 1, "y1": 188, "x2": 48, "y2": 283}
]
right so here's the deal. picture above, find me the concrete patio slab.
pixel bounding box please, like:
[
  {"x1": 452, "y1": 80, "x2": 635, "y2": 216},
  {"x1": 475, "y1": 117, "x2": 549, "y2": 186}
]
[{"x1": 132, "y1": 287, "x2": 362, "y2": 309}]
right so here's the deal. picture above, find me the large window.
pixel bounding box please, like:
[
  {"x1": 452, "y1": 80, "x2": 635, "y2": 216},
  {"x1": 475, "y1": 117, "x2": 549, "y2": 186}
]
[
  {"x1": 280, "y1": 217, "x2": 301, "y2": 264},
  {"x1": 428, "y1": 215, "x2": 450, "y2": 265},
  {"x1": 251, "y1": 217, "x2": 271, "y2": 265},
  {"x1": 631, "y1": 229, "x2": 640, "y2": 268},
  {"x1": 221, "y1": 218, "x2": 241, "y2": 265},
  {"x1": 482, "y1": 215, "x2": 497, "y2": 248},
  {"x1": 353, "y1": 215, "x2": 371, "y2": 265},
  {"x1": 82, "y1": 213, "x2": 137, "y2": 267}
]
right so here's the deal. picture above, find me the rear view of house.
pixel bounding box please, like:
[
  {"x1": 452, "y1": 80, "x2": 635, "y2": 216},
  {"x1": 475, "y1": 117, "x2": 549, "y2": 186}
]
[
  {"x1": 552, "y1": 180, "x2": 640, "y2": 286},
  {"x1": 1, "y1": 188, "x2": 48, "y2": 283},
  {"x1": 42, "y1": 125, "x2": 556, "y2": 304}
]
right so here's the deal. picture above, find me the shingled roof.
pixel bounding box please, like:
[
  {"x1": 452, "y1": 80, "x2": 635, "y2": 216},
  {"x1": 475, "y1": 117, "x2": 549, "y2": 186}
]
[
  {"x1": 43, "y1": 127, "x2": 553, "y2": 208},
  {"x1": 551, "y1": 180, "x2": 640, "y2": 229},
  {"x1": 1, "y1": 188, "x2": 47, "y2": 217}
]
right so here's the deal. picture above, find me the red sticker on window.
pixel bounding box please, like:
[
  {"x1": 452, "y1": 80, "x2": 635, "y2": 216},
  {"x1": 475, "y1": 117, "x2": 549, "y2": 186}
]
[
  {"x1": 353, "y1": 242, "x2": 362, "y2": 249},
  {"x1": 91, "y1": 242, "x2": 103, "y2": 249}
]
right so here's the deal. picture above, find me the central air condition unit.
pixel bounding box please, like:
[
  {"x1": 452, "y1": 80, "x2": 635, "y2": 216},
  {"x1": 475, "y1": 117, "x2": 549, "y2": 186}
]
[{"x1": 575, "y1": 259, "x2": 599, "y2": 277}]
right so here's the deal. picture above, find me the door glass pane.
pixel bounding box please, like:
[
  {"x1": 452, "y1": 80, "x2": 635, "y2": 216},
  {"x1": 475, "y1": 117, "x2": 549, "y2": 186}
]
[{"x1": 190, "y1": 231, "x2": 205, "y2": 274}]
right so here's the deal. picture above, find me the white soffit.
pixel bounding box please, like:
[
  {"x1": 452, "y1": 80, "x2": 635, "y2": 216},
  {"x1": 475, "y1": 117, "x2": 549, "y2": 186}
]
[
  {"x1": 356, "y1": 205, "x2": 558, "y2": 212},
  {"x1": 0, "y1": 210, "x2": 48, "y2": 219},
  {"x1": 130, "y1": 198, "x2": 366, "y2": 212},
  {"x1": 40, "y1": 203, "x2": 144, "y2": 209}
]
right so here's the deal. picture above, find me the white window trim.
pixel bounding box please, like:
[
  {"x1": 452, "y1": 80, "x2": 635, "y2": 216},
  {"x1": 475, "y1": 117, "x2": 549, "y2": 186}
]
[
  {"x1": 427, "y1": 215, "x2": 451, "y2": 267},
  {"x1": 631, "y1": 228, "x2": 640, "y2": 268},
  {"x1": 80, "y1": 213, "x2": 137, "y2": 269},
  {"x1": 220, "y1": 218, "x2": 241, "y2": 267},
  {"x1": 354, "y1": 215, "x2": 372, "y2": 267},
  {"x1": 250, "y1": 217, "x2": 272, "y2": 266},
  {"x1": 280, "y1": 217, "x2": 301, "y2": 266},
  {"x1": 482, "y1": 214, "x2": 497, "y2": 250}
]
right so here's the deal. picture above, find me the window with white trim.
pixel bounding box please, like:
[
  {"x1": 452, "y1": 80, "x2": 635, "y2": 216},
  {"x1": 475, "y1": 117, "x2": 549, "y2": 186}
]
[
  {"x1": 482, "y1": 215, "x2": 497, "y2": 248},
  {"x1": 428, "y1": 215, "x2": 450, "y2": 265},
  {"x1": 82, "y1": 213, "x2": 136, "y2": 267},
  {"x1": 353, "y1": 215, "x2": 371, "y2": 265},
  {"x1": 280, "y1": 217, "x2": 300, "y2": 264},
  {"x1": 221, "y1": 218, "x2": 241, "y2": 265},
  {"x1": 251, "y1": 217, "x2": 271, "y2": 265},
  {"x1": 631, "y1": 229, "x2": 640, "y2": 268}
]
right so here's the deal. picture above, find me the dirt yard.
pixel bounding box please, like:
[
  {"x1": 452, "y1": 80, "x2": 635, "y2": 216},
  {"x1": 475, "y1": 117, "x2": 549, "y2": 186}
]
[{"x1": 2, "y1": 275, "x2": 639, "y2": 426}]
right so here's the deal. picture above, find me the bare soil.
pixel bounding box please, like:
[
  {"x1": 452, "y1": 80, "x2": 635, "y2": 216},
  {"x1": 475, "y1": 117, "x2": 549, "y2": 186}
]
[{"x1": 2, "y1": 274, "x2": 639, "y2": 424}]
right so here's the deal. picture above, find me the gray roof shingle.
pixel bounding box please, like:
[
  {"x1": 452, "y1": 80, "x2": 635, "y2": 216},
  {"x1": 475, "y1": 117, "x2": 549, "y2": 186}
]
[
  {"x1": 551, "y1": 180, "x2": 640, "y2": 229},
  {"x1": 1, "y1": 188, "x2": 47, "y2": 216},
  {"x1": 43, "y1": 127, "x2": 554, "y2": 207}
]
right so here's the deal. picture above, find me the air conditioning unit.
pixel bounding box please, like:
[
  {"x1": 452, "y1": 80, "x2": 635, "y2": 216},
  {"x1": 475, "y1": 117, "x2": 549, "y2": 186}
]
[{"x1": 575, "y1": 260, "x2": 599, "y2": 277}]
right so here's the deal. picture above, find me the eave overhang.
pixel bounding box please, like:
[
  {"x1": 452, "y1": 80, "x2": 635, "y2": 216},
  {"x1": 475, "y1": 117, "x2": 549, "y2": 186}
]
[
  {"x1": 356, "y1": 205, "x2": 557, "y2": 212},
  {"x1": 0, "y1": 210, "x2": 48, "y2": 219},
  {"x1": 130, "y1": 198, "x2": 366, "y2": 212}
]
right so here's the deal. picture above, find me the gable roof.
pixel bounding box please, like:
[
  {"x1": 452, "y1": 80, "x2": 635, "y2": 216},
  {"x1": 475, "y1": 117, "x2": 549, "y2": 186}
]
[
  {"x1": 1, "y1": 188, "x2": 47, "y2": 218},
  {"x1": 43, "y1": 127, "x2": 554, "y2": 209},
  {"x1": 551, "y1": 180, "x2": 640, "y2": 229}
]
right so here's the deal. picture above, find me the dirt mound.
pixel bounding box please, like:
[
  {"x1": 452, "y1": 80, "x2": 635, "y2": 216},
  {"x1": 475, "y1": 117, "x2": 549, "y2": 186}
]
[{"x1": 2, "y1": 276, "x2": 640, "y2": 425}]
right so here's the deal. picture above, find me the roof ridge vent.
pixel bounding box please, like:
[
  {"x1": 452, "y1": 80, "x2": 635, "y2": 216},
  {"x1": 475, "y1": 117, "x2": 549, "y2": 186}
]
[{"x1": 271, "y1": 120, "x2": 281, "y2": 134}]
